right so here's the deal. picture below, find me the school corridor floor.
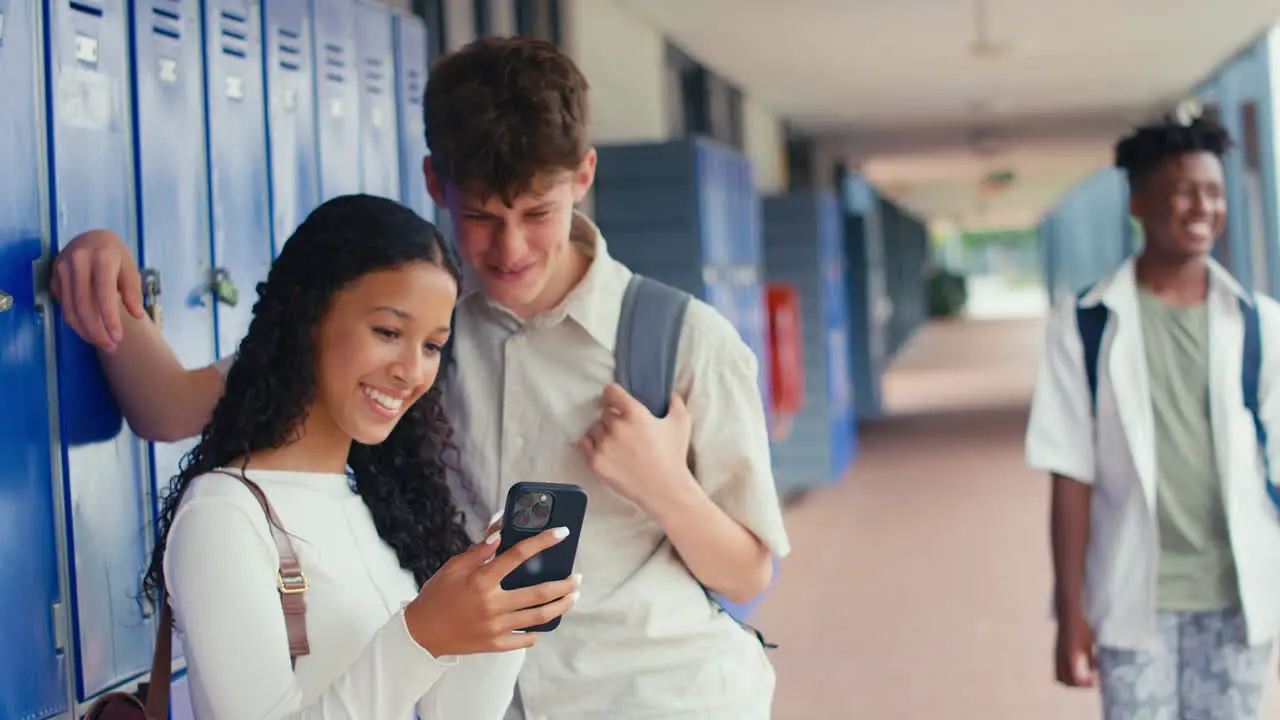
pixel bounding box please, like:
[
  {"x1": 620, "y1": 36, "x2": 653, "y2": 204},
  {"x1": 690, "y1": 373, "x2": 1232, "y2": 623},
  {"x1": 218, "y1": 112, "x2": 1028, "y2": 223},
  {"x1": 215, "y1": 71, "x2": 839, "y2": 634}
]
[{"x1": 757, "y1": 311, "x2": 1280, "y2": 719}]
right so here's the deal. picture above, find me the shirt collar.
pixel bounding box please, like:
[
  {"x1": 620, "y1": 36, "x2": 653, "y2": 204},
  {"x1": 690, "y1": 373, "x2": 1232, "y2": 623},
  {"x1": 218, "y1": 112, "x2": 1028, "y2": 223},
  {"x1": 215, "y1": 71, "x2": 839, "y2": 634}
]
[
  {"x1": 1079, "y1": 254, "x2": 1253, "y2": 309},
  {"x1": 459, "y1": 211, "x2": 632, "y2": 351}
]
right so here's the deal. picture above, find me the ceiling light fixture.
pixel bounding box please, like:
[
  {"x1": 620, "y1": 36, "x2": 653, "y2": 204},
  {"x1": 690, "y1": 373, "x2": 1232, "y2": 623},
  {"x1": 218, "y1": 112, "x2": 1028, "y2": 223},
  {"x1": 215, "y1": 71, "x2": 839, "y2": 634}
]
[{"x1": 970, "y1": 0, "x2": 1012, "y2": 59}]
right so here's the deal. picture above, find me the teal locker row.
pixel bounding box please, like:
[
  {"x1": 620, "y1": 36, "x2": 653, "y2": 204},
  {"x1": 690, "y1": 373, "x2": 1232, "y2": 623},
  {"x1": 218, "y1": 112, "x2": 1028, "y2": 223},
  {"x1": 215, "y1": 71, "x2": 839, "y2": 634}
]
[{"x1": 0, "y1": 0, "x2": 435, "y2": 716}]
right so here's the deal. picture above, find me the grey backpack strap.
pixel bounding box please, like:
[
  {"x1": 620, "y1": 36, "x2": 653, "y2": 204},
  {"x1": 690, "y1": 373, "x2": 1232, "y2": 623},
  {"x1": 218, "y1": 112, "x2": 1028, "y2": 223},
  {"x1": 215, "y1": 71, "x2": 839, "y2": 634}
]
[
  {"x1": 612, "y1": 274, "x2": 779, "y2": 650},
  {"x1": 615, "y1": 274, "x2": 691, "y2": 418}
]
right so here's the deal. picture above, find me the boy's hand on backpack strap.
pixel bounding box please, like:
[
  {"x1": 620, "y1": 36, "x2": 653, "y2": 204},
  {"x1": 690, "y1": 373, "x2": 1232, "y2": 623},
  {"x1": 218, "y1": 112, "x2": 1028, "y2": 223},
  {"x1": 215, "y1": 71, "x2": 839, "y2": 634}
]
[{"x1": 578, "y1": 382, "x2": 696, "y2": 516}]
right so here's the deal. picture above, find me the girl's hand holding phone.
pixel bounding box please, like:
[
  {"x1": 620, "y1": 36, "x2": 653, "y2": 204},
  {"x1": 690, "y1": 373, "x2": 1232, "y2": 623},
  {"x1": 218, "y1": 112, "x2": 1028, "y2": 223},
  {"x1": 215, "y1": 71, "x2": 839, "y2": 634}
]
[{"x1": 403, "y1": 524, "x2": 581, "y2": 658}]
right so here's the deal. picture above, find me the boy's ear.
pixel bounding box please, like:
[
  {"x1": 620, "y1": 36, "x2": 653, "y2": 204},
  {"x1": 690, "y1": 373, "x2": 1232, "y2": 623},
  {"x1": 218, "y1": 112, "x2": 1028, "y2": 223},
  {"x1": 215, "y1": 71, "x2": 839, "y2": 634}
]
[
  {"x1": 423, "y1": 156, "x2": 447, "y2": 207},
  {"x1": 572, "y1": 148, "x2": 598, "y2": 204}
]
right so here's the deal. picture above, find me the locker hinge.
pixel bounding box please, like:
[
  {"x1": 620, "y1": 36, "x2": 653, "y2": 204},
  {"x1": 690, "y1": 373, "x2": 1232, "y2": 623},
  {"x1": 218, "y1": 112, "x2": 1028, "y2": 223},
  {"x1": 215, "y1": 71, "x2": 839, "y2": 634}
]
[{"x1": 52, "y1": 602, "x2": 67, "y2": 651}]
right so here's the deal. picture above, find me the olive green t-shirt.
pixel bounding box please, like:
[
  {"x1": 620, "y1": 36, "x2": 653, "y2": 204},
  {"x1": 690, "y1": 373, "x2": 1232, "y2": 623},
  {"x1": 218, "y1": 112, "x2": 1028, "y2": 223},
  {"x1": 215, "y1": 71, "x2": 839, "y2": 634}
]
[{"x1": 1138, "y1": 289, "x2": 1239, "y2": 610}]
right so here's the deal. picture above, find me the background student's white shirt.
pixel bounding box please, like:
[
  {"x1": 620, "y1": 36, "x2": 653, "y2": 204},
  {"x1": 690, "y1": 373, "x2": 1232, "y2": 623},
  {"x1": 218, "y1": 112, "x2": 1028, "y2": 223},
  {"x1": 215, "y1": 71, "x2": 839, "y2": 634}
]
[{"x1": 1025, "y1": 257, "x2": 1280, "y2": 651}]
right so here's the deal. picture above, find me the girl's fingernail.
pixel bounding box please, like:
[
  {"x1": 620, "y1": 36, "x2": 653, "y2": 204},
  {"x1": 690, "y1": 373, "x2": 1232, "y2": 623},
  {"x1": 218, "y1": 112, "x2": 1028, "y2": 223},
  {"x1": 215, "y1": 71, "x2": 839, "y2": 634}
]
[
  {"x1": 571, "y1": 573, "x2": 583, "y2": 587},
  {"x1": 485, "y1": 531, "x2": 500, "y2": 545},
  {"x1": 552, "y1": 526, "x2": 570, "y2": 539},
  {"x1": 567, "y1": 591, "x2": 580, "y2": 604}
]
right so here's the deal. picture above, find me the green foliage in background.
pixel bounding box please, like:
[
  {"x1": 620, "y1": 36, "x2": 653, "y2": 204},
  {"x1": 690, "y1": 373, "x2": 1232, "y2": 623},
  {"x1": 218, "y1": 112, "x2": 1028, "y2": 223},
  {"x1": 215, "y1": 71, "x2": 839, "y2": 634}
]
[
  {"x1": 927, "y1": 267, "x2": 968, "y2": 318},
  {"x1": 959, "y1": 227, "x2": 1038, "y2": 251}
]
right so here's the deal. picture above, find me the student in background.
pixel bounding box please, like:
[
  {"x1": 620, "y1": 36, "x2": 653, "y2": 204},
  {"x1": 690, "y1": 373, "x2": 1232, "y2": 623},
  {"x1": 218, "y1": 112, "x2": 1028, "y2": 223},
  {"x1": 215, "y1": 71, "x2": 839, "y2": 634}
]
[{"x1": 1026, "y1": 114, "x2": 1280, "y2": 720}]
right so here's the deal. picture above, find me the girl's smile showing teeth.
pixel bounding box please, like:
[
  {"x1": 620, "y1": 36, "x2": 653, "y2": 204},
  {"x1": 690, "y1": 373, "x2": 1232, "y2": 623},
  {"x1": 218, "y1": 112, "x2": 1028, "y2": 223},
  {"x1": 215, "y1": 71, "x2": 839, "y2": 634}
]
[{"x1": 362, "y1": 385, "x2": 405, "y2": 417}]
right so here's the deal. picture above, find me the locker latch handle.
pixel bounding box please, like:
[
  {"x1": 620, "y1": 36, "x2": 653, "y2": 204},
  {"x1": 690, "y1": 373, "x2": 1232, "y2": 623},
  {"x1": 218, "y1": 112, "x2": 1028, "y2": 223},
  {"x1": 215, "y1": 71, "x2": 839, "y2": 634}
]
[
  {"x1": 141, "y1": 268, "x2": 162, "y2": 328},
  {"x1": 0, "y1": 290, "x2": 12, "y2": 313},
  {"x1": 211, "y1": 268, "x2": 239, "y2": 308}
]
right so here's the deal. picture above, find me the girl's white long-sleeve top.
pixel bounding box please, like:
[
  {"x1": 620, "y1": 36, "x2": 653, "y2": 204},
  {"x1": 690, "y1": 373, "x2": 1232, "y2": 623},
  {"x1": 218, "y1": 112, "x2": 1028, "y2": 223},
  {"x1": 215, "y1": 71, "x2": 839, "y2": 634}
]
[{"x1": 163, "y1": 467, "x2": 524, "y2": 719}]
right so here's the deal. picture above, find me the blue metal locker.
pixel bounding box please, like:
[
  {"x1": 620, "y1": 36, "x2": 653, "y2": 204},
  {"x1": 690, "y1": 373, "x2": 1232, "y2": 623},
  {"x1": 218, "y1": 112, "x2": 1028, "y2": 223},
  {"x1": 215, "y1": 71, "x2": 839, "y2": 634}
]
[
  {"x1": 0, "y1": 2, "x2": 69, "y2": 717},
  {"x1": 46, "y1": 0, "x2": 156, "y2": 699},
  {"x1": 393, "y1": 10, "x2": 432, "y2": 220},
  {"x1": 262, "y1": 0, "x2": 320, "y2": 253},
  {"x1": 129, "y1": 0, "x2": 217, "y2": 677},
  {"x1": 763, "y1": 191, "x2": 845, "y2": 494},
  {"x1": 355, "y1": 2, "x2": 400, "y2": 200},
  {"x1": 840, "y1": 173, "x2": 886, "y2": 419},
  {"x1": 313, "y1": 0, "x2": 361, "y2": 201},
  {"x1": 203, "y1": 0, "x2": 272, "y2": 358},
  {"x1": 816, "y1": 192, "x2": 857, "y2": 476}
]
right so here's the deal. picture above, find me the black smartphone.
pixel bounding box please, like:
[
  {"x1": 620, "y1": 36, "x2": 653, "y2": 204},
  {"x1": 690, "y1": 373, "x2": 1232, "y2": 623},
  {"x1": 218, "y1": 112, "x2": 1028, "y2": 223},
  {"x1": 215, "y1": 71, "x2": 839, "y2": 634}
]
[{"x1": 496, "y1": 481, "x2": 588, "y2": 632}]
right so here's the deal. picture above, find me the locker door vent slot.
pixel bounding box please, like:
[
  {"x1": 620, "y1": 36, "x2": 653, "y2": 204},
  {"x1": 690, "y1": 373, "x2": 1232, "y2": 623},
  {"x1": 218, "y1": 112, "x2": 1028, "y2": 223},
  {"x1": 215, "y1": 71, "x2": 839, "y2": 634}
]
[
  {"x1": 405, "y1": 68, "x2": 422, "y2": 106},
  {"x1": 220, "y1": 9, "x2": 249, "y2": 58},
  {"x1": 323, "y1": 41, "x2": 347, "y2": 84},
  {"x1": 70, "y1": 1, "x2": 105, "y2": 18},
  {"x1": 278, "y1": 29, "x2": 301, "y2": 71},
  {"x1": 152, "y1": 3, "x2": 182, "y2": 39}
]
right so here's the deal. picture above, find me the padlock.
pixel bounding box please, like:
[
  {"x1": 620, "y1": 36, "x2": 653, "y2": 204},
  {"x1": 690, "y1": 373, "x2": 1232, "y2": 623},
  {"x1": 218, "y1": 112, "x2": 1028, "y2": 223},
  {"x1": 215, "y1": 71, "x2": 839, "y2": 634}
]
[
  {"x1": 141, "y1": 268, "x2": 163, "y2": 329},
  {"x1": 211, "y1": 268, "x2": 239, "y2": 308}
]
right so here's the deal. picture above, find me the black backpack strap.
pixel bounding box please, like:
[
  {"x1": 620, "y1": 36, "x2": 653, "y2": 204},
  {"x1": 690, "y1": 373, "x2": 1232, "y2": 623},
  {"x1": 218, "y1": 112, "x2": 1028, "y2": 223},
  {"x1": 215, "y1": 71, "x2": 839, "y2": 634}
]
[
  {"x1": 1075, "y1": 287, "x2": 1107, "y2": 416},
  {"x1": 1239, "y1": 295, "x2": 1280, "y2": 511}
]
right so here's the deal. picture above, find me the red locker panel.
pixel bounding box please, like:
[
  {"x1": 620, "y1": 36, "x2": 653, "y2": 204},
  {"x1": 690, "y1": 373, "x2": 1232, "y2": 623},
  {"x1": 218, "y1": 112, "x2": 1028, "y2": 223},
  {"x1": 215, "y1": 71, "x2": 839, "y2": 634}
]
[{"x1": 766, "y1": 284, "x2": 805, "y2": 416}]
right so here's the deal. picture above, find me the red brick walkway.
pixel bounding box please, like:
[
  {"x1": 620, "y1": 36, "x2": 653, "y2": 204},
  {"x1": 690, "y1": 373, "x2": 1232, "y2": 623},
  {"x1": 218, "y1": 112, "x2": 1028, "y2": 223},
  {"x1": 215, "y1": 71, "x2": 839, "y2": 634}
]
[{"x1": 756, "y1": 317, "x2": 1280, "y2": 719}]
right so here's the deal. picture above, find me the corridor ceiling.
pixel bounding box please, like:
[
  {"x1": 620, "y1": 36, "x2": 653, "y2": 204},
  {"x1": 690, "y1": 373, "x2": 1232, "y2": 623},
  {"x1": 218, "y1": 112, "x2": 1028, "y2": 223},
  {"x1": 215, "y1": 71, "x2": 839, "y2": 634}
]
[{"x1": 617, "y1": 0, "x2": 1280, "y2": 230}]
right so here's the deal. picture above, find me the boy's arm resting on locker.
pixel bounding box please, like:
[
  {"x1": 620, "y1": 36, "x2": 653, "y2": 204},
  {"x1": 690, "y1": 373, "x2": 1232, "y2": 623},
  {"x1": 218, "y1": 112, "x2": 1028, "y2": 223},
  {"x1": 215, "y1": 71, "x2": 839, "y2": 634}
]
[
  {"x1": 651, "y1": 310, "x2": 791, "y2": 604},
  {"x1": 97, "y1": 303, "x2": 224, "y2": 443}
]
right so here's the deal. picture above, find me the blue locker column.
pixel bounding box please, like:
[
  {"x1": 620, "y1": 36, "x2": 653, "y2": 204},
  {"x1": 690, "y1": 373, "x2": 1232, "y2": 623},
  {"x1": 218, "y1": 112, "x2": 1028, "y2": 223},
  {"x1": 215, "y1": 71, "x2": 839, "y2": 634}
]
[
  {"x1": 594, "y1": 138, "x2": 769, "y2": 354},
  {"x1": 262, "y1": 0, "x2": 320, "y2": 253},
  {"x1": 724, "y1": 154, "x2": 772, "y2": 417},
  {"x1": 815, "y1": 192, "x2": 858, "y2": 477},
  {"x1": 0, "y1": 2, "x2": 68, "y2": 717},
  {"x1": 313, "y1": 0, "x2": 361, "y2": 201},
  {"x1": 841, "y1": 174, "x2": 887, "y2": 419},
  {"x1": 355, "y1": 2, "x2": 400, "y2": 199},
  {"x1": 761, "y1": 191, "x2": 857, "y2": 496},
  {"x1": 129, "y1": 0, "x2": 219, "y2": 668},
  {"x1": 393, "y1": 11, "x2": 432, "y2": 220},
  {"x1": 204, "y1": 0, "x2": 272, "y2": 358},
  {"x1": 46, "y1": 0, "x2": 155, "y2": 700},
  {"x1": 129, "y1": 2, "x2": 218, "y2": 688}
]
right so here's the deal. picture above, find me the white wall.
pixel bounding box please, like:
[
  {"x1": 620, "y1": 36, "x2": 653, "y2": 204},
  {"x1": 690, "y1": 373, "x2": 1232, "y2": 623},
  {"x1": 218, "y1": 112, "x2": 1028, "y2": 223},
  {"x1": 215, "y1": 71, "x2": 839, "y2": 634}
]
[
  {"x1": 743, "y1": 94, "x2": 787, "y2": 194},
  {"x1": 444, "y1": 0, "x2": 476, "y2": 50},
  {"x1": 562, "y1": 0, "x2": 669, "y2": 144}
]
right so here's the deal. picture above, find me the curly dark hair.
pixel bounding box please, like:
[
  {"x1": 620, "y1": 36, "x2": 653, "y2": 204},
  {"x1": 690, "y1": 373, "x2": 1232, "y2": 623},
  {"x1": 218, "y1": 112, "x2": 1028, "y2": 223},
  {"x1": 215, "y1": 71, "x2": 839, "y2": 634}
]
[
  {"x1": 1115, "y1": 113, "x2": 1234, "y2": 187},
  {"x1": 423, "y1": 35, "x2": 589, "y2": 205},
  {"x1": 143, "y1": 194, "x2": 476, "y2": 606}
]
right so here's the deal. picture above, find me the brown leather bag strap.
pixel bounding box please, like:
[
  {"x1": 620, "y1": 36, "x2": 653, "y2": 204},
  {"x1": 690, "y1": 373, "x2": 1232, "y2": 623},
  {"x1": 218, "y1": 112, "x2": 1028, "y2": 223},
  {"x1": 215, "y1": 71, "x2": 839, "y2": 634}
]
[
  {"x1": 210, "y1": 469, "x2": 312, "y2": 664},
  {"x1": 134, "y1": 469, "x2": 312, "y2": 717},
  {"x1": 140, "y1": 602, "x2": 174, "y2": 719}
]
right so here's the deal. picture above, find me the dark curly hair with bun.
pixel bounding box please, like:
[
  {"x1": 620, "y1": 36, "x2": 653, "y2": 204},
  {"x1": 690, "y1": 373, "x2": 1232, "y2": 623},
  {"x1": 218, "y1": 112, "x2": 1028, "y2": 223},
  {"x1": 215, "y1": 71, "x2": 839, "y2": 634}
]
[
  {"x1": 424, "y1": 35, "x2": 589, "y2": 205},
  {"x1": 1115, "y1": 114, "x2": 1233, "y2": 187},
  {"x1": 143, "y1": 194, "x2": 477, "y2": 606}
]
